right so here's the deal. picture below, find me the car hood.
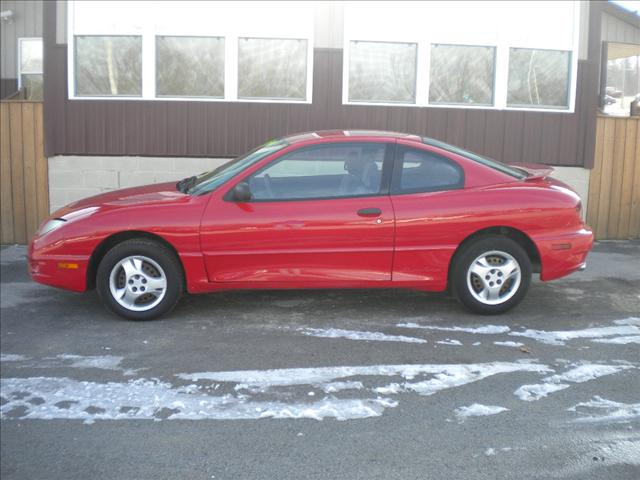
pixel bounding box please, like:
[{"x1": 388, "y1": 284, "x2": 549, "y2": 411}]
[{"x1": 52, "y1": 182, "x2": 189, "y2": 218}]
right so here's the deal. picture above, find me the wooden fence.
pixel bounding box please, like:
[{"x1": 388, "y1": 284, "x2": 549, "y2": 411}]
[
  {"x1": 0, "y1": 101, "x2": 49, "y2": 245},
  {"x1": 587, "y1": 116, "x2": 640, "y2": 240}
]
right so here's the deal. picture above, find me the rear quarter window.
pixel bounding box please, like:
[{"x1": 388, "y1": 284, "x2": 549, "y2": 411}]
[{"x1": 392, "y1": 146, "x2": 464, "y2": 194}]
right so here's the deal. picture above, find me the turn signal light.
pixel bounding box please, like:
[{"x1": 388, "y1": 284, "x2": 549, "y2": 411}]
[{"x1": 58, "y1": 262, "x2": 79, "y2": 270}]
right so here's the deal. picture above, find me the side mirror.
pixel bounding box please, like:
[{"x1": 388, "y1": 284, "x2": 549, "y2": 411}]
[{"x1": 231, "y1": 182, "x2": 252, "y2": 202}]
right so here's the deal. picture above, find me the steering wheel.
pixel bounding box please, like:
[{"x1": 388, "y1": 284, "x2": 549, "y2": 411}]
[{"x1": 263, "y1": 173, "x2": 274, "y2": 199}]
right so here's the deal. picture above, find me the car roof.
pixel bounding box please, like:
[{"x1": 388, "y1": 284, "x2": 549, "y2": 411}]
[{"x1": 282, "y1": 130, "x2": 423, "y2": 144}]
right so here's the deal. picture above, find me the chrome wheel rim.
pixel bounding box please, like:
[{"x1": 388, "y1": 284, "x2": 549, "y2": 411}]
[
  {"x1": 108, "y1": 255, "x2": 167, "y2": 312},
  {"x1": 466, "y1": 250, "x2": 521, "y2": 305}
]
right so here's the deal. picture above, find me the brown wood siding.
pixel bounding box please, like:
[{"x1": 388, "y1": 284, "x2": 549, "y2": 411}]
[
  {"x1": 0, "y1": 101, "x2": 50, "y2": 244},
  {"x1": 587, "y1": 116, "x2": 640, "y2": 240},
  {"x1": 43, "y1": 2, "x2": 598, "y2": 168}
]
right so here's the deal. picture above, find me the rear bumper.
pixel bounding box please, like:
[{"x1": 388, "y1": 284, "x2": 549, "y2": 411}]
[
  {"x1": 536, "y1": 227, "x2": 594, "y2": 281},
  {"x1": 27, "y1": 242, "x2": 88, "y2": 292}
]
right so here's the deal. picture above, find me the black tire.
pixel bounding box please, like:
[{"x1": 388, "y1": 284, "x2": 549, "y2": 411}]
[
  {"x1": 451, "y1": 235, "x2": 532, "y2": 315},
  {"x1": 96, "y1": 238, "x2": 183, "y2": 320}
]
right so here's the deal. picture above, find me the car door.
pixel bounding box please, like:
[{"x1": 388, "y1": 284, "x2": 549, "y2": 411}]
[
  {"x1": 199, "y1": 141, "x2": 395, "y2": 284},
  {"x1": 389, "y1": 141, "x2": 468, "y2": 289}
]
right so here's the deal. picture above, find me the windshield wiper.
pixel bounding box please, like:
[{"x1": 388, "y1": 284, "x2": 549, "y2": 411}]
[{"x1": 176, "y1": 175, "x2": 197, "y2": 193}]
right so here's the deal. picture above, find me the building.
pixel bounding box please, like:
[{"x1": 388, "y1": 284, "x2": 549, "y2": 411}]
[{"x1": 1, "y1": 1, "x2": 639, "y2": 240}]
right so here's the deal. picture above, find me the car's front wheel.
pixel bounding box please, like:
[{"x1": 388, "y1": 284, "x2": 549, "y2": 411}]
[
  {"x1": 451, "y1": 235, "x2": 532, "y2": 315},
  {"x1": 96, "y1": 239, "x2": 183, "y2": 320}
]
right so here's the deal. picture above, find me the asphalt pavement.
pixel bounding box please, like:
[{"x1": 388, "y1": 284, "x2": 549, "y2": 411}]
[{"x1": 1, "y1": 241, "x2": 639, "y2": 480}]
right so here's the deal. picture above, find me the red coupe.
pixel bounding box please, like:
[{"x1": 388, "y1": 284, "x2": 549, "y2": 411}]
[{"x1": 28, "y1": 131, "x2": 593, "y2": 320}]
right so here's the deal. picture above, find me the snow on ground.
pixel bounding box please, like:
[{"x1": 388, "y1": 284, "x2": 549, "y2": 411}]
[
  {"x1": 509, "y1": 318, "x2": 640, "y2": 345},
  {"x1": 0, "y1": 377, "x2": 397, "y2": 422},
  {"x1": 514, "y1": 363, "x2": 636, "y2": 401},
  {"x1": 436, "y1": 339, "x2": 462, "y2": 346},
  {"x1": 568, "y1": 396, "x2": 640, "y2": 423},
  {"x1": 493, "y1": 341, "x2": 524, "y2": 348},
  {"x1": 0, "y1": 354, "x2": 29, "y2": 362},
  {"x1": 454, "y1": 403, "x2": 509, "y2": 419},
  {"x1": 178, "y1": 361, "x2": 550, "y2": 390},
  {"x1": 297, "y1": 328, "x2": 427, "y2": 344},
  {"x1": 53, "y1": 354, "x2": 126, "y2": 371},
  {"x1": 591, "y1": 335, "x2": 640, "y2": 345},
  {"x1": 397, "y1": 323, "x2": 510, "y2": 334},
  {"x1": 2, "y1": 361, "x2": 552, "y2": 423}
]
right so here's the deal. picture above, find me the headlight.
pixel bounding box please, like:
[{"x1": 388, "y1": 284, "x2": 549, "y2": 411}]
[{"x1": 39, "y1": 218, "x2": 67, "y2": 235}]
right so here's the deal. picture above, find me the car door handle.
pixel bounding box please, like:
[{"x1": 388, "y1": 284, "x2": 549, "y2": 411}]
[{"x1": 357, "y1": 208, "x2": 382, "y2": 217}]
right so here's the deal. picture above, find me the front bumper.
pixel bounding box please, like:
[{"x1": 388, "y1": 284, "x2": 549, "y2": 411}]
[
  {"x1": 536, "y1": 227, "x2": 594, "y2": 281},
  {"x1": 28, "y1": 241, "x2": 89, "y2": 292}
]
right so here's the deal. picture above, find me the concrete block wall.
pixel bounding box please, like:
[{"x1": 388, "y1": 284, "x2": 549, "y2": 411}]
[
  {"x1": 48, "y1": 155, "x2": 591, "y2": 219},
  {"x1": 550, "y1": 166, "x2": 591, "y2": 219},
  {"x1": 48, "y1": 156, "x2": 230, "y2": 213}
]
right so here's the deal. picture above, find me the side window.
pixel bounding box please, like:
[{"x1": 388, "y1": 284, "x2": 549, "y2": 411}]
[
  {"x1": 248, "y1": 143, "x2": 387, "y2": 201},
  {"x1": 393, "y1": 147, "x2": 464, "y2": 194}
]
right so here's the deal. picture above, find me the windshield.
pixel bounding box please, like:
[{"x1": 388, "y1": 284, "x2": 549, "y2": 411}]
[
  {"x1": 422, "y1": 137, "x2": 527, "y2": 180},
  {"x1": 186, "y1": 139, "x2": 288, "y2": 195}
]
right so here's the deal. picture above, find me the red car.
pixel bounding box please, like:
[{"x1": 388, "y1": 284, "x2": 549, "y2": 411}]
[{"x1": 28, "y1": 131, "x2": 593, "y2": 320}]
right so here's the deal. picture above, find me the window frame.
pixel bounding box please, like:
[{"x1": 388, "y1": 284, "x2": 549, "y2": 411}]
[
  {"x1": 155, "y1": 35, "x2": 226, "y2": 99},
  {"x1": 228, "y1": 141, "x2": 395, "y2": 203},
  {"x1": 391, "y1": 145, "x2": 465, "y2": 196},
  {"x1": 347, "y1": 39, "x2": 419, "y2": 105},
  {"x1": 66, "y1": 0, "x2": 314, "y2": 104},
  {"x1": 428, "y1": 43, "x2": 497, "y2": 107},
  {"x1": 506, "y1": 47, "x2": 573, "y2": 110},
  {"x1": 73, "y1": 34, "x2": 144, "y2": 98},
  {"x1": 237, "y1": 36, "x2": 310, "y2": 101},
  {"x1": 17, "y1": 37, "x2": 43, "y2": 90},
  {"x1": 342, "y1": 3, "x2": 580, "y2": 113}
]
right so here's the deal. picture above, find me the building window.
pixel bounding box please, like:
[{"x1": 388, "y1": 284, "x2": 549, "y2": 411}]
[
  {"x1": 18, "y1": 38, "x2": 43, "y2": 100},
  {"x1": 156, "y1": 36, "x2": 225, "y2": 98},
  {"x1": 343, "y1": 2, "x2": 579, "y2": 111},
  {"x1": 348, "y1": 41, "x2": 417, "y2": 104},
  {"x1": 74, "y1": 36, "x2": 142, "y2": 97},
  {"x1": 507, "y1": 48, "x2": 571, "y2": 109},
  {"x1": 67, "y1": 1, "x2": 314, "y2": 103},
  {"x1": 237, "y1": 38, "x2": 308, "y2": 100},
  {"x1": 429, "y1": 44, "x2": 495, "y2": 106}
]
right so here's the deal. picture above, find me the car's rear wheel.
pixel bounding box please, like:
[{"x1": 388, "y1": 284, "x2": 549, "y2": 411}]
[
  {"x1": 451, "y1": 235, "x2": 531, "y2": 315},
  {"x1": 96, "y1": 239, "x2": 183, "y2": 320}
]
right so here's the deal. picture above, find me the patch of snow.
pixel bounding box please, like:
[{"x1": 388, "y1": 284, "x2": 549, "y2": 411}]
[
  {"x1": 454, "y1": 403, "x2": 509, "y2": 419},
  {"x1": 472, "y1": 342, "x2": 482, "y2": 346},
  {"x1": 0, "y1": 354, "x2": 29, "y2": 362},
  {"x1": 397, "y1": 323, "x2": 510, "y2": 334},
  {"x1": 514, "y1": 383, "x2": 570, "y2": 401},
  {"x1": 493, "y1": 341, "x2": 524, "y2": 348},
  {"x1": 514, "y1": 363, "x2": 635, "y2": 401},
  {"x1": 509, "y1": 322, "x2": 640, "y2": 346},
  {"x1": 178, "y1": 361, "x2": 551, "y2": 391},
  {"x1": 568, "y1": 396, "x2": 640, "y2": 423},
  {"x1": 0, "y1": 376, "x2": 398, "y2": 422},
  {"x1": 402, "y1": 362, "x2": 552, "y2": 396},
  {"x1": 592, "y1": 335, "x2": 640, "y2": 345},
  {"x1": 297, "y1": 328, "x2": 427, "y2": 344},
  {"x1": 615, "y1": 317, "x2": 640, "y2": 326},
  {"x1": 319, "y1": 381, "x2": 364, "y2": 394},
  {"x1": 484, "y1": 448, "x2": 496, "y2": 456},
  {"x1": 436, "y1": 339, "x2": 463, "y2": 346},
  {"x1": 54, "y1": 354, "x2": 125, "y2": 371},
  {"x1": 373, "y1": 383, "x2": 403, "y2": 395}
]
